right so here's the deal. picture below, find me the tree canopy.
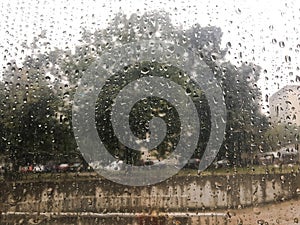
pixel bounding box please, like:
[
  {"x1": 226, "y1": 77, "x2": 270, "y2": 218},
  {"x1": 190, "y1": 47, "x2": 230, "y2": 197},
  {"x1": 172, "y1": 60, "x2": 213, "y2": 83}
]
[{"x1": 0, "y1": 11, "x2": 269, "y2": 167}]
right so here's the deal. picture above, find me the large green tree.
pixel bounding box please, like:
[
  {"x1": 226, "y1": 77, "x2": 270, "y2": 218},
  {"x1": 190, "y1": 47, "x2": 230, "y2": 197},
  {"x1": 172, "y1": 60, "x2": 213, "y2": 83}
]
[
  {"x1": 0, "y1": 10, "x2": 269, "y2": 167},
  {"x1": 57, "y1": 11, "x2": 268, "y2": 165}
]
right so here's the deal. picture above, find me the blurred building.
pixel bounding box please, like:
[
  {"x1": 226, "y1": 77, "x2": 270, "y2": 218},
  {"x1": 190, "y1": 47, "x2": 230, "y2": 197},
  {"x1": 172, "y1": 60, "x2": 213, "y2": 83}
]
[{"x1": 269, "y1": 85, "x2": 300, "y2": 126}]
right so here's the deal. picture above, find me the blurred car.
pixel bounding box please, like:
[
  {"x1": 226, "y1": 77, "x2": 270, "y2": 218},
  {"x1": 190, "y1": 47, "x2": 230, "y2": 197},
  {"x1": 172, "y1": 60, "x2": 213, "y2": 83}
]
[
  {"x1": 33, "y1": 164, "x2": 45, "y2": 172},
  {"x1": 143, "y1": 160, "x2": 154, "y2": 166},
  {"x1": 44, "y1": 161, "x2": 58, "y2": 172},
  {"x1": 89, "y1": 160, "x2": 105, "y2": 170},
  {"x1": 213, "y1": 159, "x2": 230, "y2": 168},
  {"x1": 57, "y1": 163, "x2": 70, "y2": 172},
  {"x1": 69, "y1": 162, "x2": 83, "y2": 172},
  {"x1": 19, "y1": 165, "x2": 34, "y2": 173},
  {"x1": 183, "y1": 158, "x2": 201, "y2": 169},
  {"x1": 0, "y1": 165, "x2": 5, "y2": 174},
  {"x1": 104, "y1": 160, "x2": 124, "y2": 171}
]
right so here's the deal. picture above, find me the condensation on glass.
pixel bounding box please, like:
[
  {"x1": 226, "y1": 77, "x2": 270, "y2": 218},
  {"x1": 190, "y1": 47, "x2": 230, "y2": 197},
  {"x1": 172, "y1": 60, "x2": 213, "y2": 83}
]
[{"x1": 0, "y1": 0, "x2": 299, "y2": 224}]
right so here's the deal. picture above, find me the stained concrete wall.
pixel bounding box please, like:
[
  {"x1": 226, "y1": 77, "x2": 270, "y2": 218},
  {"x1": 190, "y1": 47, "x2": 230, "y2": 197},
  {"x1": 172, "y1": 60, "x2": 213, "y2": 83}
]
[{"x1": 0, "y1": 173, "x2": 299, "y2": 213}]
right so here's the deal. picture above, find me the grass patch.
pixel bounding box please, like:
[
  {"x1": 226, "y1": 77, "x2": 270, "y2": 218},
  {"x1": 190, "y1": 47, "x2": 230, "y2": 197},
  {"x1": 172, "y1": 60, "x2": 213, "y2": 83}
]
[
  {"x1": 177, "y1": 164, "x2": 300, "y2": 176},
  {"x1": 1, "y1": 164, "x2": 299, "y2": 183}
]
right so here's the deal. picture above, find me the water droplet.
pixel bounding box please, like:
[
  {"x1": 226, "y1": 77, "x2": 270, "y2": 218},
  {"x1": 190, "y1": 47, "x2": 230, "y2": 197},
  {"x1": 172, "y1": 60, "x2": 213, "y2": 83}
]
[
  {"x1": 279, "y1": 41, "x2": 285, "y2": 48},
  {"x1": 285, "y1": 55, "x2": 291, "y2": 62},
  {"x1": 141, "y1": 67, "x2": 150, "y2": 74},
  {"x1": 123, "y1": 66, "x2": 129, "y2": 72},
  {"x1": 226, "y1": 42, "x2": 232, "y2": 48}
]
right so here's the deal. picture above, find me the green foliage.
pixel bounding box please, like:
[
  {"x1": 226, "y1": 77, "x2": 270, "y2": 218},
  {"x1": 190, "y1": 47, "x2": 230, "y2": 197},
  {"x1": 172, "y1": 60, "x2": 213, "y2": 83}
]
[
  {"x1": 264, "y1": 124, "x2": 300, "y2": 150},
  {"x1": 94, "y1": 61, "x2": 210, "y2": 162},
  {"x1": 0, "y1": 11, "x2": 269, "y2": 167}
]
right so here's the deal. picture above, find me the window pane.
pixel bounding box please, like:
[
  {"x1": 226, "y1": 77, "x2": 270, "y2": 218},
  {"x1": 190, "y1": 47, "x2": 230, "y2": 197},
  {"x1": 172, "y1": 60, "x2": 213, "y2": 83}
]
[{"x1": 0, "y1": 1, "x2": 299, "y2": 224}]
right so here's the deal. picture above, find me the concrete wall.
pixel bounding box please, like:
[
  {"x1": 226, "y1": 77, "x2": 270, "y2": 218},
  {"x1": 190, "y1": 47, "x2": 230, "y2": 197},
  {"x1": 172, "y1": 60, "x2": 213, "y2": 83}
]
[{"x1": 0, "y1": 173, "x2": 299, "y2": 213}]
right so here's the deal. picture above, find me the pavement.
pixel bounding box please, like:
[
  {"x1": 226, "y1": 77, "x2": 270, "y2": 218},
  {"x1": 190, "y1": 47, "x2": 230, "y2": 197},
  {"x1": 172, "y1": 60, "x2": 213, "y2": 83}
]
[{"x1": 227, "y1": 197, "x2": 300, "y2": 225}]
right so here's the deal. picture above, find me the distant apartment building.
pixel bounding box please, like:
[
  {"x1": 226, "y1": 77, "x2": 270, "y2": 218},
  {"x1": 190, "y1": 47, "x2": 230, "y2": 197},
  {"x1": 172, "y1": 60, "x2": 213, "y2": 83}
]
[{"x1": 269, "y1": 85, "x2": 300, "y2": 126}]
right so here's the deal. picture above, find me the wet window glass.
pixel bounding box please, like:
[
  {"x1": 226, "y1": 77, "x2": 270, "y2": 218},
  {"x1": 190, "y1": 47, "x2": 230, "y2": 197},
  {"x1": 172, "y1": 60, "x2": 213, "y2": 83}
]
[{"x1": 0, "y1": 1, "x2": 299, "y2": 224}]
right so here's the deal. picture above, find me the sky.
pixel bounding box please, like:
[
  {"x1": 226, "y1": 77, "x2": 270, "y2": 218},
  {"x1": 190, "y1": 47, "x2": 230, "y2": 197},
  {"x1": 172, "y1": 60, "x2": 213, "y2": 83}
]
[{"x1": 1, "y1": 0, "x2": 300, "y2": 112}]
